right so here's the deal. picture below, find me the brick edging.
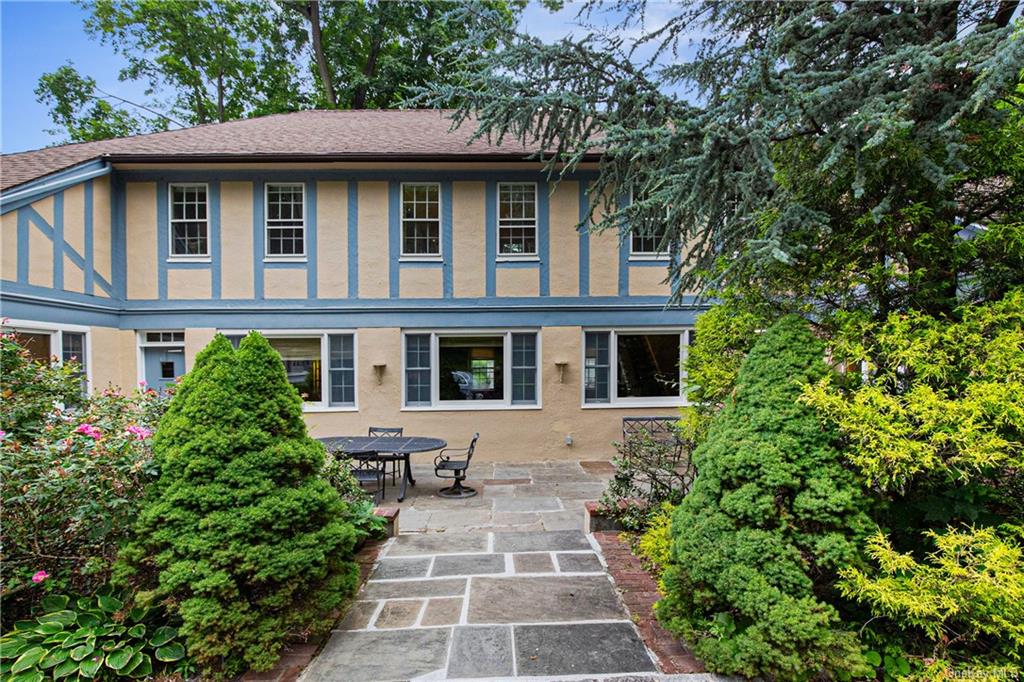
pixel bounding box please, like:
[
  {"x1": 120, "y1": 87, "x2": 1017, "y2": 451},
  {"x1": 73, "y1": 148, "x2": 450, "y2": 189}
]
[{"x1": 592, "y1": 530, "x2": 705, "y2": 675}]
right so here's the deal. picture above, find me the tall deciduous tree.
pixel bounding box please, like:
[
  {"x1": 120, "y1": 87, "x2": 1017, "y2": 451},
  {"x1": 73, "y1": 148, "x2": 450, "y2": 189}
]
[
  {"x1": 418, "y1": 1, "x2": 1023, "y2": 317},
  {"x1": 286, "y1": 0, "x2": 521, "y2": 109}
]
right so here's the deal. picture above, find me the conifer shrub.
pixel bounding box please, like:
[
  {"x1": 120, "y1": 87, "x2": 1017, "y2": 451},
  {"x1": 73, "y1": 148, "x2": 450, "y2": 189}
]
[
  {"x1": 115, "y1": 333, "x2": 360, "y2": 678},
  {"x1": 657, "y1": 315, "x2": 874, "y2": 679}
]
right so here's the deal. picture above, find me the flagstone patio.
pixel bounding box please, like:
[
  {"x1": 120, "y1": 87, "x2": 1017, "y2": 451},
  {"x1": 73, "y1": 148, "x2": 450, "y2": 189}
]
[{"x1": 300, "y1": 461, "x2": 717, "y2": 682}]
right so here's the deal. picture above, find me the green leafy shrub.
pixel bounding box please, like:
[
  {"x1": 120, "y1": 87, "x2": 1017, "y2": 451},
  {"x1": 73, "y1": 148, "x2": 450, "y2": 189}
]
[
  {"x1": 115, "y1": 333, "x2": 360, "y2": 678},
  {"x1": 1, "y1": 338, "x2": 167, "y2": 617},
  {"x1": 841, "y1": 526, "x2": 1024, "y2": 676},
  {"x1": 0, "y1": 592, "x2": 190, "y2": 681},
  {"x1": 658, "y1": 316, "x2": 874, "y2": 679},
  {"x1": 321, "y1": 451, "x2": 388, "y2": 541},
  {"x1": 0, "y1": 330, "x2": 84, "y2": 444},
  {"x1": 600, "y1": 423, "x2": 696, "y2": 531},
  {"x1": 636, "y1": 502, "x2": 676, "y2": 574}
]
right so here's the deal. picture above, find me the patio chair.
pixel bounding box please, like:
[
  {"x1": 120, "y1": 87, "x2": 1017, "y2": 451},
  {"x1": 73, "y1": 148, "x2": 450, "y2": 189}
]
[
  {"x1": 434, "y1": 433, "x2": 480, "y2": 499},
  {"x1": 348, "y1": 453, "x2": 386, "y2": 503},
  {"x1": 368, "y1": 426, "x2": 404, "y2": 483}
]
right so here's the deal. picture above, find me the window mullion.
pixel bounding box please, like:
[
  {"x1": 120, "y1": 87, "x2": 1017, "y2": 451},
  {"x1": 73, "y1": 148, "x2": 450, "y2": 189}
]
[{"x1": 610, "y1": 331, "x2": 618, "y2": 404}]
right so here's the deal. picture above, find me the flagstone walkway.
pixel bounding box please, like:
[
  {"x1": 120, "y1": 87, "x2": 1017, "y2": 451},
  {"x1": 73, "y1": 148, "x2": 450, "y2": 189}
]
[{"x1": 301, "y1": 461, "x2": 718, "y2": 682}]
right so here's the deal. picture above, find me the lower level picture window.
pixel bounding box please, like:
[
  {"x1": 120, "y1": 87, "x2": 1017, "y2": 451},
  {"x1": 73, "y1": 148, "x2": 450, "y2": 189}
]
[
  {"x1": 259, "y1": 333, "x2": 355, "y2": 408},
  {"x1": 404, "y1": 331, "x2": 538, "y2": 408},
  {"x1": 584, "y1": 330, "x2": 687, "y2": 405}
]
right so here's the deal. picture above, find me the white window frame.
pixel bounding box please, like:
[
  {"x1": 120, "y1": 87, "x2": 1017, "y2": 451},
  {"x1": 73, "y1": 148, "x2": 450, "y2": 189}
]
[
  {"x1": 4, "y1": 319, "x2": 93, "y2": 392},
  {"x1": 496, "y1": 181, "x2": 539, "y2": 260},
  {"x1": 581, "y1": 328, "x2": 691, "y2": 408},
  {"x1": 627, "y1": 188, "x2": 671, "y2": 260},
  {"x1": 401, "y1": 329, "x2": 542, "y2": 411},
  {"x1": 168, "y1": 182, "x2": 211, "y2": 261},
  {"x1": 399, "y1": 181, "x2": 443, "y2": 261},
  {"x1": 218, "y1": 329, "x2": 358, "y2": 412},
  {"x1": 264, "y1": 182, "x2": 307, "y2": 262}
]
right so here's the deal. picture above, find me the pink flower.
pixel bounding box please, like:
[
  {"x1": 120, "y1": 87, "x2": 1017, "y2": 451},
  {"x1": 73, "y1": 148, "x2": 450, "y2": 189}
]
[
  {"x1": 75, "y1": 424, "x2": 102, "y2": 439},
  {"x1": 31, "y1": 570, "x2": 49, "y2": 584},
  {"x1": 0, "y1": 429, "x2": 6, "y2": 441},
  {"x1": 138, "y1": 380, "x2": 147, "y2": 387},
  {"x1": 125, "y1": 425, "x2": 152, "y2": 440}
]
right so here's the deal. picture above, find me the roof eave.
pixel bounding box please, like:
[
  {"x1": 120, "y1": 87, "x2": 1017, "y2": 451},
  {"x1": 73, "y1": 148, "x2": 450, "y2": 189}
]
[{"x1": 106, "y1": 152, "x2": 604, "y2": 164}]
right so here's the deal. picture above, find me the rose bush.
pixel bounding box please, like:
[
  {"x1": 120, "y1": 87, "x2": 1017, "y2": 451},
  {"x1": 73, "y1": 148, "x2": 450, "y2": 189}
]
[{"x1": 0, "y1": 331, "x2": 170, "y2": 618}]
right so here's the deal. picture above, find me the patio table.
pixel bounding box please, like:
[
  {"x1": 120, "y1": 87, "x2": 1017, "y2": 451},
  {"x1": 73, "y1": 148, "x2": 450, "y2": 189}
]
[{"x1": 318, "y1": 436, "x2": 447, "y2": 502}]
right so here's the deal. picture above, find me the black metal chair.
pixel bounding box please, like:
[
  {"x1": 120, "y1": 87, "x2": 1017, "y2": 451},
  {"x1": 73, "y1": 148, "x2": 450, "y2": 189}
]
[
  {"x1": 368, "y1": 426, "x2": 403, "y2": 483},
  {"x1": 348, "y1": 452, "x2": 386, "y2": 503},
  {"x1": 434, "y1": 433, "x2": 480, "y2": 499}
]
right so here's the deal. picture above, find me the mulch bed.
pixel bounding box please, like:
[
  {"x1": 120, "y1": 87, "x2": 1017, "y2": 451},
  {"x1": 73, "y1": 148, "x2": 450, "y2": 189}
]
[
  {"x1": 239, "y1": 538, "x2": 388, "y2": 682},
  {"x1": 592, "y1": 531, "x2": 705, "y2": 674}
]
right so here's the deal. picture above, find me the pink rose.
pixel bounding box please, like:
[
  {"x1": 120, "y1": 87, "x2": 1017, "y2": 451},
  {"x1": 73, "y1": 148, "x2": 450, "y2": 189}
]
[
  {"x1": 31, "y1": 570, "x2": 49, "y2": 583},
  {"x1": 75, "y1": 424, "x2": 102, "y2": 439},
  {"x1": 125, "y1": 425, "x2": 152, "y2": 440}
]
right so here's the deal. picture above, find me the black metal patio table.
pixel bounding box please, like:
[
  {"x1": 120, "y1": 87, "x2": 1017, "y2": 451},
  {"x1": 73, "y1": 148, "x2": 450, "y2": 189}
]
[{"x1": 317, "y1": 436, "x2": 447, "y2": 503}]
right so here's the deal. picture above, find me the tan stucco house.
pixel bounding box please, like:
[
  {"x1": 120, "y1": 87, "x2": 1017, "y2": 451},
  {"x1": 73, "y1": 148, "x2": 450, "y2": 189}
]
[{"x1": 0, "y1": 110, "x2": 704, "y2": 461}]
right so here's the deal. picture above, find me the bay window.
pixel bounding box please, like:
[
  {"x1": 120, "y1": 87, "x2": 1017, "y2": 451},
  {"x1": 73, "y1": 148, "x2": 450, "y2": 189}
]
[
  {"x1": 584, "y1": 329, "x2": 690, "y2": 406},
  {"x1": 403, "y1": 331, "x2": 539, "y2": 409}
]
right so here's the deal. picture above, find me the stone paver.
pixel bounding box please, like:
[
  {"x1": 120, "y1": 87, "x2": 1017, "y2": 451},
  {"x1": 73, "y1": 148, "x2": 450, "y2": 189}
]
[
  {"x1": 468, "y1": 575, "x2": 625, "y2": 623},
  {"x1": 513, "y1": 552, "x2": 555, "y2": 573},
  {"x1": 301, "y1": 461, "x2": 720, "y2": 682},
  {"x1": 431, "y1": 552, "x2": 506, "y2": 577},
  {"x1": 447, "y1": 625, "x2": 515, "y2": 679},
  {"x1": 371, "y1": 557, "x2": 430, "y2": 580},
  {"x1": 515, "y1": 622, "x2": 658, "y2": 676}
]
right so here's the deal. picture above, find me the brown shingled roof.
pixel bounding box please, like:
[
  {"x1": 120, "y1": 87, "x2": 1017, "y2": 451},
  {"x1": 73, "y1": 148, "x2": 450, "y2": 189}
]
[{"x1": 0, "y1": 109, "x2": 571, "y2": 192}]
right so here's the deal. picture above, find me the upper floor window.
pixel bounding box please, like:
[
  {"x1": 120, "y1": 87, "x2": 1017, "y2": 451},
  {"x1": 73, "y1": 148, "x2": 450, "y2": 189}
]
[
  {"x1": 630, "y1": 227, "x2": 670, "y2": 256},
  {"x1": 401, "y1": 183, "x2": 440, "y2": 256},
  {"x1": 266, "y1": 183, "x2": 306, "y2": 257},
  {"x1": 169, "y1": 184, "x2": 208, "y2": 257},
  {"x1": 498, "y1": 182, "x2": 537, "y2": 256}
]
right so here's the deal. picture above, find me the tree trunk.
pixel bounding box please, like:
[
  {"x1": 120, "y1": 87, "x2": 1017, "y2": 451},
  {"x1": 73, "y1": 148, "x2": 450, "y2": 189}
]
[
  {"x1": 352, "y1": 27, "x2": 383, "y2": 109},
  {"x1": 298, "y1": 1, "x2": 336, "y2": 108}
]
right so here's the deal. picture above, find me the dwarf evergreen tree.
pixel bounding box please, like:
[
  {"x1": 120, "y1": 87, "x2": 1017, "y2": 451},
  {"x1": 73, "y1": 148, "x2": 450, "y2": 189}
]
[
  {"x1": 116, "y1": 332, "x2": 359, "y2": 677},
  {"x1": 658, "y1": 316, "x2": 873, "y2": 679}
]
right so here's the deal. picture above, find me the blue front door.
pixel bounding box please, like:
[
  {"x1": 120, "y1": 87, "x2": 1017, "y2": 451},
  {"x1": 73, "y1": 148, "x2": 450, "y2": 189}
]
[{"x1": 143, "y1": 347, "x2": 185, "y2": 392}]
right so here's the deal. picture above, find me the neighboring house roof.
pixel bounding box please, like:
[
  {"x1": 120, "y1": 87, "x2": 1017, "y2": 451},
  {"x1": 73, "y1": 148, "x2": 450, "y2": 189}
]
[{"x1": 0, "y1": 109, "x2": 580, "y2": 192}]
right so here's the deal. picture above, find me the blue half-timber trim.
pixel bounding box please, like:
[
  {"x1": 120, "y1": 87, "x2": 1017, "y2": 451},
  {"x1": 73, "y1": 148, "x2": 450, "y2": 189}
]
[
  {"x1": 17, "y1": 209, "x2": 29, "y2": 283},
  {"x1": 538, "y1": 182, "x2": 550, "y2": 296},
  {"x1": 388, "y1": 181, "x2": 400, "y2": 298},
  {"x1": 20, "y1": 204, "x2": 112, "y2": 295},
  {"x1": 52, "y1": 192, "x2": 64, "y2": 290},
  {"x1": 210, "y1": 181, "x2": 221, "y2": 299},
  {"x1": 119, "y1": 169, "x2": 599, "y2": 184},
  {"x1": 306, "y1": 180, "x2": 317, "y2": 298},
  {"x1": 0, "y1": 159, "x2": 111, "y2": 215},
  {"x1": 112, "y1": 174, "x2": 127, "y2": 300},
  {"x1": 347, "y1": 180, "x2": 358, "y2": 298},
  {"x1": 485, "y1": 181, "x2": 496, "y2": 297},
  {"x1": 578, "y1": 182, "x2": 590, "y2": 297},
  {"x1": 156, "y1": 182, "x2": 168, "y2": 299},
  {"x1": 441, "y1": 181, "x2": 453, "y2": 298},
  {"x1": 617, "y1": 193, "x2": 629, "y2": 297},
  {"x1": 252, "y1": 179, "x2": 264, "y2": 299},
  {"x1": 84, "y1": 181, "x2": 94, "y2": 295}
]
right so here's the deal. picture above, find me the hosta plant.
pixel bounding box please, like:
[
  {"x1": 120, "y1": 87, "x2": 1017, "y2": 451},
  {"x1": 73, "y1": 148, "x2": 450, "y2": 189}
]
[{"x1": 0, "y1": 592, "x2": 189, "y2": 681}]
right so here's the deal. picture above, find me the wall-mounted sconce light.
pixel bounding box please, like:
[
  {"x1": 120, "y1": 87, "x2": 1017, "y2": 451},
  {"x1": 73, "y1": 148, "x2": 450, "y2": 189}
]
[
  {"x1": 554, "y1": 361, "x2": 568, "y2": 384},
  {"x1": 372, "y1": 363, "x2": 387, "y2": 385}
]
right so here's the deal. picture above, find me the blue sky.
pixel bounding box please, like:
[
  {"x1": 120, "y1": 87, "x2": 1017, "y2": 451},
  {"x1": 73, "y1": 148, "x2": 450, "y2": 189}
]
[{"x1": 2, "y1": 0, "x2": 671, "y2": 154}]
